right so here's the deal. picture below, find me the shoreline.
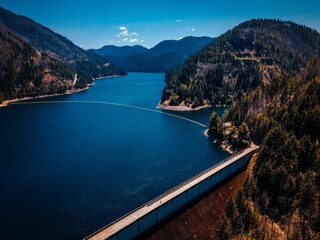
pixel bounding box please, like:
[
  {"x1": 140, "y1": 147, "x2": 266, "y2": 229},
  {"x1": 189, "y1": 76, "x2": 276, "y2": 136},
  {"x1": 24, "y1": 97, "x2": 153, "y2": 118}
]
[
  {"x1": 220, "y1": 141, "x2": 235, "y2": 154},
  {"x1": 203, "y1": 129, "x2": 235, "y2": 154},
  {"x1": 92, "y1": 74, "x2": 125, "y2": 80},
  {"x1": 0, "y1": 73, "x2": 126, "y2": 108},
  {"x1": 158, "y1": 103, "x2": 210, "y2": 111},
  {"x1": 0, "y1": 83, "x2": 94, "y2": 108},
  {"x1": 158, "y1": 102, "x2": 230, "y2": 112}
]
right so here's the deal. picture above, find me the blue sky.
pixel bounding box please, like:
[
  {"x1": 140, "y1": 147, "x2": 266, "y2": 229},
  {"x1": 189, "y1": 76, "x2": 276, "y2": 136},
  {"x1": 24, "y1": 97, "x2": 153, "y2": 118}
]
[{"x1": 0, "y1": 0, "x2": 319, "y2": 49}]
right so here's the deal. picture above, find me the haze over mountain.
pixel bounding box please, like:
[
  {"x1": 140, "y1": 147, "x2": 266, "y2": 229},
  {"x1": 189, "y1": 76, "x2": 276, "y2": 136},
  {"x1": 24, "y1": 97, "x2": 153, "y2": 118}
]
[
  {"x1": 0, "y1": 7, "x2": 125, "y2": 103},
  {"x1": 161, "y1": 19, "x2": 320, "y2": 109},
  {"x1": 92, "y1": 36, "x2": 214, "y2": 72}
]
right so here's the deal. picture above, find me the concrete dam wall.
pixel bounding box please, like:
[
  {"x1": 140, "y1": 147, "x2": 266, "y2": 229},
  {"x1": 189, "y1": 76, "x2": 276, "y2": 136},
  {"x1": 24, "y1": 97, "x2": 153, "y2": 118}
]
[{"x1": 85, "y1": 145, "x2": 258, "y2": 240}]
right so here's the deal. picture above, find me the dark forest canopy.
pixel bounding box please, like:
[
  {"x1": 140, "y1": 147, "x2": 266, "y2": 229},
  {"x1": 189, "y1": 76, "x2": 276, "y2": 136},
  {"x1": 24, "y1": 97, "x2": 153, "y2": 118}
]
[
  {"x1": 217, "y1": 57, "x2": 320, "y2": 239},
  {"x1": 161, "y1": 19, "x2": 320, "y2": 109}
]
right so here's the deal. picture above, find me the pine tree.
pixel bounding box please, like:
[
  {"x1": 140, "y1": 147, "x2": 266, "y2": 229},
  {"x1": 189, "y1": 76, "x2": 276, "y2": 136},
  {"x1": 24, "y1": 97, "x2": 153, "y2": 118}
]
[
  {"x1": 208, "y1": 111, "x2": 223, "y2": 138},
  {"x1": 226, "y1": 196, "x2": 236, "y2": 220},
  {"x1": 238, "y1": 122, "x2": 251, "y2": 148},
  {"x1": 217, "y1": 215, "x2": 232, "y2": 240}
]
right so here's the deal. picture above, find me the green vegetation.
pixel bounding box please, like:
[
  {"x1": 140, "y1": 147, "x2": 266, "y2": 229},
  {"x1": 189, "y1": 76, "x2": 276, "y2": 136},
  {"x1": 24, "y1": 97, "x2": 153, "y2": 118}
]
[
  {"x1": 161, "y1": 19, "x2": 320, "y2": 108},
  {"x1": 208, "y1": 111, "x2": 251, "y2": 150},
  {"x1": 0, "y1": 7, "x2": 126, "y2": 103},
  {"x1": 208, "y1": 111, "x2": 222, "y2": 137},
  {"x1": 217, "y1": 57, "x2": 320, "y2": 239}
]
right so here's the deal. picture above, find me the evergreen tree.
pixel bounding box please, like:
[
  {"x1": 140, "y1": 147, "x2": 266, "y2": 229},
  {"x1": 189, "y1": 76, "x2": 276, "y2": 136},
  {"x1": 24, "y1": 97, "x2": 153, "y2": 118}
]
[
  {"x1": 299, "y1": 135, "x2": 318, "y2": 172},
  {"x1": 236, "y1": 188, "x2": 246, "y2": 215},
  {"x1": 226, "y1": 196, "x2": 236, "y2": 220},
  {"x1": 243, "y1": 207, "x2": 255, "y2": 233},
  {"x1": 217, "y1": 215, "x2": 232, "y2": 240},
  {"x1": 208, "y1": 111, "x2": 222, "y2": 138},
  {"x1": 238, "y1": 122, "x2": 251, "y2": 148}
]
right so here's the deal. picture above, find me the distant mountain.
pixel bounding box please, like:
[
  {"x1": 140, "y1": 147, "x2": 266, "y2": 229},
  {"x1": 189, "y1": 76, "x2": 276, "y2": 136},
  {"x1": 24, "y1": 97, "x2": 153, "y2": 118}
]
[
  {"x1": 95, "y1": 45, "x2": 148, "y2": 58},
  {"x1": 0, "y1": 7, "x2": 125, "y2": 103},
  {"x1": 160, "y1": 19, "x2": 320, "y2": 108},
  {"x1": 91, "y1": 36, "x2": 214, "y2": 72},
  {"x1": 149, "y1": 36, "x2": 215, "y2": 58}
]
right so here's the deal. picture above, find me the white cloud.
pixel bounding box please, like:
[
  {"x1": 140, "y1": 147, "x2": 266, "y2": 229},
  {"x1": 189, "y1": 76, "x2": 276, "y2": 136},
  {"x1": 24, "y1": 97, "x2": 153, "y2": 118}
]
[
  {"x1": 114, "y1": 27, "x2": 144, "y2": 45},
  {"x1": 185, "y1": 27, "x2": 196, "y2": 32},
  {"x1": 120, "y1": 31, "x2": 129, "y2": 36},
  {"x1": 140, "y1": 40, "x2": 144, "y2": 43},
  {"x1": 118, "y1": 26, "x2": 129, "y2": 36},
  {"x1": 176, "y1": 19, "x2": 181, "y2": 22},
  {"x1": 110, "y1": 40, "x2": 114, "y2": 43},
  {"x1": 129, "y1": 38, "x2": 138, "y2": 43},
  {"x1": 122, "y1": 31, "x2": 129, "y2": 36},
  {"x1": 178, "y1": 37, "x2": 183, "y2": 40},
  {"x1": 117, "y1": 26, "x2": 140, "y2": 38}
]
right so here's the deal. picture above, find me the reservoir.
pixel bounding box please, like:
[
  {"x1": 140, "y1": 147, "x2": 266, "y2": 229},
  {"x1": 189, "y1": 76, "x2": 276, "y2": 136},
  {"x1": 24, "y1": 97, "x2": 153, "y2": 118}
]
[{"x1": 0, "y1": 73, "x2": 229, "y2": 240}]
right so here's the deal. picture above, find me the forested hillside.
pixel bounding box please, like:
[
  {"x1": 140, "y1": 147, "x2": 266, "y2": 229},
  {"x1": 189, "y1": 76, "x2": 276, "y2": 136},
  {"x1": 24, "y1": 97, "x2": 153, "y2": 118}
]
[
  {"x1": 161, "y1": 19, "x2": 320, "y2": 109},
  {"x1": 216, "y1": 57, "x2": 320, "y2": 239},
  {"x1": 0, "y1": 7, "x2": 125, "y2": 103},
  {"x1": 0, "y1": 25, "x2": 75, "y2": 101}
]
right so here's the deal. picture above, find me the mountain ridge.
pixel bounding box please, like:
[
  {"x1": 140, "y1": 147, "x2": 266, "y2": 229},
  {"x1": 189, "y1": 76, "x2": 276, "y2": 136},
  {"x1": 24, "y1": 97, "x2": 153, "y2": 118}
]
[
  {"x1": 0, "y1": 6, "x2": 125, "y2": 103},
  {"x1": 91, "y1": 36, "x2": 214, "y2": 72},
  {"x1": 94, "y1": 45, "x2": 148, "y2": 58},
  {"x1": 160, "y1": 19, "x2": 320, "y2": 109}
]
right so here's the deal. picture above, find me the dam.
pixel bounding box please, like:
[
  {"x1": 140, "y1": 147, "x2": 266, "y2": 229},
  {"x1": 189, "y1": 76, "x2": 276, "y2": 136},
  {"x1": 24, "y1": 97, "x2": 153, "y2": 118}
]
[{"x1": 85, "y1": 144, "x2": 258, "y2": 240}]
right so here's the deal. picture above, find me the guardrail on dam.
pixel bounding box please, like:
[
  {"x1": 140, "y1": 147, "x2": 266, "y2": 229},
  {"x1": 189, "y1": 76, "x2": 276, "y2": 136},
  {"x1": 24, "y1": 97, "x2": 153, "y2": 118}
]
[{"x1": 85, "y1": 145, "x2": 258, "y2": 240}]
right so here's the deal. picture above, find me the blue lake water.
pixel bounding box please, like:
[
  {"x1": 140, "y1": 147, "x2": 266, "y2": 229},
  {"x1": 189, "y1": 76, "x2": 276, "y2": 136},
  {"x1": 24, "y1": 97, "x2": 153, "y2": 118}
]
[{"x1": 0, "y1": 72, "x2": 229, "y2": 240}]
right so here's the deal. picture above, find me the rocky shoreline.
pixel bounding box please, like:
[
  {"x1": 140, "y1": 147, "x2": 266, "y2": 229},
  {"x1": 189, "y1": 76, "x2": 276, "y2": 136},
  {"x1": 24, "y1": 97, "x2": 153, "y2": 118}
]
[
  {"x1": 158, "y1": 102, "x2": 210, "y2": 111},
  {"x1": 203, "y1": 129, "x2": 235, "y2": 154},
  {"x1": 92, "y1": 74, "x2": 124, "y2": 80}
]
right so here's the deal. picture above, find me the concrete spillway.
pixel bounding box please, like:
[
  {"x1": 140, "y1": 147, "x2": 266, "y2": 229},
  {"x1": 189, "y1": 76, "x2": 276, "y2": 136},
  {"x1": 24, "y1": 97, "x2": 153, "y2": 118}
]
[{"x1": 85, "y1": 144, "x2": 258, "y2": 240}]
